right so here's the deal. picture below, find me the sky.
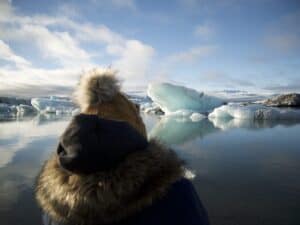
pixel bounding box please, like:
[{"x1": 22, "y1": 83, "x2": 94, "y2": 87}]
[{"x1": 0, "y1": 0, "x2": 300, "y2": 97}]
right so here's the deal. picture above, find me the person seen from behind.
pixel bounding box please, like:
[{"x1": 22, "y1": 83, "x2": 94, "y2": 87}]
[{"x1": 35, "y1": 68, "x2": 210, "y2": 225}]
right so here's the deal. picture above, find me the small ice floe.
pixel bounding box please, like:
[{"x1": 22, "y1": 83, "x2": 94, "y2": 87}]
[
  {"x1": 190, "y1": 112, "x2": 206, "y2": 122},
  {"x1": 208, "y1": 103, "x2": 300, "y2": 120},
  {"x1": 140, "y1": 102, "x2": 164, "y2": 115},
  {"x1": 16, "y1": 104, "x2": 36, "y2": 116},
  {"x1": 184, "y1": 168, "x2": 196, "y2": 180},
  {"x1": 156, "y1": 109, "x2": 206, "y2": 122},
  {"x1": 0, "y1": 103, "x2": 37, "y2": 118},
  {"x1": 31, "y1": 96, "x2": 76, "y2": 114}
]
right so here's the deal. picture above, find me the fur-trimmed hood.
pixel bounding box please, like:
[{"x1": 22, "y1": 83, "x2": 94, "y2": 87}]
[{"x1": 35, "y1": 140, "x2": 184, "y2": 225}]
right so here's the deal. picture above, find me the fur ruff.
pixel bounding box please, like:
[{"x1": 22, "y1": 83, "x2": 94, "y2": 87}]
[
  {"x1": 35, "y1": 140, "x2": 184, "y2": 225},
  {"x1": 74, "y1": 68, "x2": 120, "y2": 111}
]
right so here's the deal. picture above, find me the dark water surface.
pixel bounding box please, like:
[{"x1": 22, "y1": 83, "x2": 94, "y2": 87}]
[{"x1": 0, "y1": 114, "x2": 300, "y2": 225}]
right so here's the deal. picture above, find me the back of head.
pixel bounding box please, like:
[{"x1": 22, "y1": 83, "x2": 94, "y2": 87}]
[
  {"x1": 73, "y1": 68, "x2": 147, "y2": 137},
  {"x1": 57, "y1": 113, "x2": 148, "y2": 174}
]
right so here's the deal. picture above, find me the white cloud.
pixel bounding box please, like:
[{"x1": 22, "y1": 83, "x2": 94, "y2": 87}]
[
  {"x1": 0, "y1": 40, "x2": 31, "y2": 67},
  {"x1": 0, "y1": 23, "x2": 92, "y2": 67},
  {"x1": 0, "y1": 68, "x2": 72, "y2": 88},
  {"x1": 0, "y1": 0, "x2": 12, "y2": 20},
  {"x1": 189, "y1": 71, "x2": 256, "y2": 91},
  {"x1": 168, "y1": 45, "x2": 217, "y2": 63},
  {"x1": 0, "y1": 0, "x2": 155, "y2": 96},
  {"x1": 54, "y1": 22, "x2": 155, "y2": 79},
  {"x1": 65, "y1": 21, "x2": 155, "y2": 78},
  {"x1": 263, "y1": 77, "x2": 300, "y2": 93},
  {"x1": 60, "y1": 20, "x2": 124, "y2": 45},
  {"x1": 0, "y1": 67, "x2": 85, "y2": 97},
  {"x1": 27, "y1": 26, "x2": 90, "y2": 67},
  {"x1": 113, "y1": 40, "x2": 155, "y2": 78}
]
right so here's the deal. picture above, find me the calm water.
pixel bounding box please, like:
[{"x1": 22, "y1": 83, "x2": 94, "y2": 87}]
[{"x1": 0, "y1": 113, "x2": 300, "y2": 225}]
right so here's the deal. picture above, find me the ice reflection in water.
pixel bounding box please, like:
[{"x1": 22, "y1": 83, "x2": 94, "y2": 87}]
[
  {"x1": 0, "y1": 114, "x2": 300, "y2": 225},
  {"x1": 149, "y1": 116, "x2": 300, "y2": 225},
  {"x1": 149, "y1": 117, "x2": 220, "y2": 145}
]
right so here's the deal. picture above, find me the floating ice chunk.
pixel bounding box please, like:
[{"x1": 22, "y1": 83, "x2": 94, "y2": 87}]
[
  {"x1": 208, "y1": 104, "x2": 300, "y2": 120},
  {"x1": 9, "y1": 105, "x2": 18, "y2": 114},
  {"x1": 71, "y1": 108, "x2": 81, "y2": 116},
  {"x1": 190, "y1": 112, "x2": 205, "y2": 122},
  {"x1": 166, "y1": 109, "x2": 195, "y2": 117},
  {"x1": 31, "y1": 96, "x2": 76, "y2": 114},
  {"x1": 140, "y1": 102, "x2": 164, "y2": 115},
  {"x1": 0, "y1": 103, "x2": 36, "y2": 118},
  {"x1": 147, "y1": 83, "x2": 224, "y2": 114},
  {"x1": 141, "y1": 104, "x2": 206, "y2": 121},
  {"x1": 127, "y1": 93, "x2": 150, "y2": 105},
  {"x1": 16, "y1": 104, "x2": 36, "y2": 116},
  {"x1": 160, "y1": 109, "x2": 206, "y2": 121}
]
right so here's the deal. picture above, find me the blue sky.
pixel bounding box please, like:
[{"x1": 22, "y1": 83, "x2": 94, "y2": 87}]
[{"x1": 0, "y1": 0, "x2": 299, "y2": 97}]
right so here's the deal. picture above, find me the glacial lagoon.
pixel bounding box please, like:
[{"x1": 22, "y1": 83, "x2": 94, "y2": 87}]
[{"x1": 0, "y1": 114, "x2": 300, "y2": 225}]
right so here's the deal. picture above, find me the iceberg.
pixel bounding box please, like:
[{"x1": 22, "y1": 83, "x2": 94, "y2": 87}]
[
  {"x1": 190, "y1": 112, "x2": 206, "y2": 122},
  {"x1": 31, "y1": 96, "x2": 77, "y2": 114},
  {"x1": 208, "y1": 103, "x2": 300, "y2": 120},
  {"x1": 0, "y1": 103, "x2": 37, "y2": 118},
  {"x1": 147, "y1": 83, "x2": 224, "y2": 115},
  {"x1": 140, "y1": 102, "x2": 164, "y2": 115}
]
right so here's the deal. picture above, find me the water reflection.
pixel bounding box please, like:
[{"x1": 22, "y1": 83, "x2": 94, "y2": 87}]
[
  {"x1": 149, "y1": 117, "x2": 219, "y2": 145},
  {"x1": 149, "y1": 116, "x2": 300, "y2": 146},
  {"x1": 0, "y1": 115, "x2": 71, "y2": 168},
  {"x1": 209, "y1": 117, "x2": 300, "y2": 130},
  {"x1": 185, "y1": 124, "x2": 300, "y2": 225},
  {"x1": 1, "y1": 114, "x2": 300, "y2": 225},
  {"x1": 148, "y1": 116, "x2": 300, "y2": 225},
  {"x1": 0, "y1": 115, "x2": 71, "y2": 222}
]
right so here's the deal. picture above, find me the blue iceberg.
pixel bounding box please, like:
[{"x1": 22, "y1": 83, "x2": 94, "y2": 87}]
[{"x1": 147, "y1": 83, "x2": 224, "y2": 115}]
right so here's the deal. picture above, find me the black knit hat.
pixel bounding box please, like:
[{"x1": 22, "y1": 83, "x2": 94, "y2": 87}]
[{"x1": 57, "y1": 114, "x2": 148, "y2": 174}]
